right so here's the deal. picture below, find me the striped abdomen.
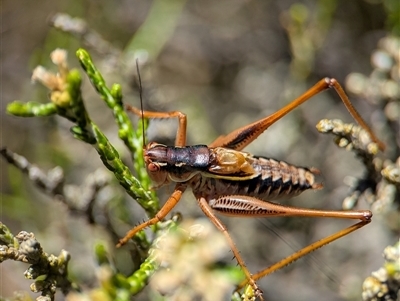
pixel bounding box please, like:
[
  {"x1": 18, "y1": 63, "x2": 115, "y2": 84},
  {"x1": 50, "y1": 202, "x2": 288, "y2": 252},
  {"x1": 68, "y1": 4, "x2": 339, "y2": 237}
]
[{"x1": 191, "y1": 156, "x2": 322, "y2": 201}]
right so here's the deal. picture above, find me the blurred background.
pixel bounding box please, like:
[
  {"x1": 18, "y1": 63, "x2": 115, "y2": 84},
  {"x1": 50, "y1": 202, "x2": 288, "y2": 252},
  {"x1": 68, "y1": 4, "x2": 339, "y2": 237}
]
[{"x1": 1, "y1": 0, "x2": 399, "y2": 300}]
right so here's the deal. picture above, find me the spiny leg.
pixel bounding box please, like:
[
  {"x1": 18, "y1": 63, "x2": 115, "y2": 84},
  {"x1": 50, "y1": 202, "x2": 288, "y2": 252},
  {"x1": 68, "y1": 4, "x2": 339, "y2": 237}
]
[
  {"x1": 237, "y1": 220, "x2": 370, "y2": 290},
  {"x1": 126, "y1": 104, "x2": 187, "y2": 146},
  {"x1": 203, "y1": 194, "x2": 371, "y2": 292},
  {"x1": 196, "y1": 196, "x2": 263, "y2": 299},
  {"x1": 208, "y1": 194, "x2": 372, "y2": 220},
  {"x1": 117, "y1": 183, "x2": 187, "y2": 247},
  {"x1": 209, "y1": 78, "x2": 384, "y2": 151}
]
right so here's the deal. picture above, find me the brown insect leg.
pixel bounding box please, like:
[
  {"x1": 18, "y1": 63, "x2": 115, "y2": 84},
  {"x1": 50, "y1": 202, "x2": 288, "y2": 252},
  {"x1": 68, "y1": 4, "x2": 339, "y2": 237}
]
[
  {"x1": 126, "y1": 104, "x2": 187, "y2": 146},
  {"x1": 197, "y1": 196, "x2": 263, "y2": 299},
  {"x1": 329, "y1": 78, "x2": 385, "y2": 151},
  {"x1": 206, "y1": 194, "x2": 372, "y2": 293},
  {"x1": 117, "y1": 183, "x2": 187, "y2": 247},
  {"x1": 237, "y1": 219, "x2": 371, "y2": 290},
  {"x1": 208, "y1": 195, "x2": 372, "y2": 221},
  {"x1": 209, "y1": 78, "x2": 384, "y2": 151}
]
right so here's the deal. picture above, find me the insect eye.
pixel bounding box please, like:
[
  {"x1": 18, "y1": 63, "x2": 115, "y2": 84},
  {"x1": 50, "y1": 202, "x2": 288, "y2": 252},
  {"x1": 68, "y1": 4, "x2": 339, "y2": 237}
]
[{"x1": 147, "y1": 163, "x2": 160, "y2": 172}]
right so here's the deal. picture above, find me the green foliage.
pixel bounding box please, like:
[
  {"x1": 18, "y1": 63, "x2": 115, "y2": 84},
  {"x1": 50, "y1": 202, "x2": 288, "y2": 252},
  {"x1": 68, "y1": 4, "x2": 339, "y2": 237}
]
[
  {"x1": 3, "y1": 48, "x2": 163, "y2": 300},
  {"x1": 7, "y1": 49, "x2": 159, "y2": 217}
]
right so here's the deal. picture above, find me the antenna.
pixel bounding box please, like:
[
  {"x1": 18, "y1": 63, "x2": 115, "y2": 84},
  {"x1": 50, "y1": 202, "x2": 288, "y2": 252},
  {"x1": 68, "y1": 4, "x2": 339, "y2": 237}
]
[{"x1": 136, "y1": 58, "x2": 146, "y2": 148}]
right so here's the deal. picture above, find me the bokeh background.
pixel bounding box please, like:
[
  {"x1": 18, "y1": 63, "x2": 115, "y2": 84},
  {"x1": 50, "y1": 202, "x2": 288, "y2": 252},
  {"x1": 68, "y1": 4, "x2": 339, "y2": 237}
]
[{"x1": 1, "y1": 1, "x2": 399, "y2": 300}]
